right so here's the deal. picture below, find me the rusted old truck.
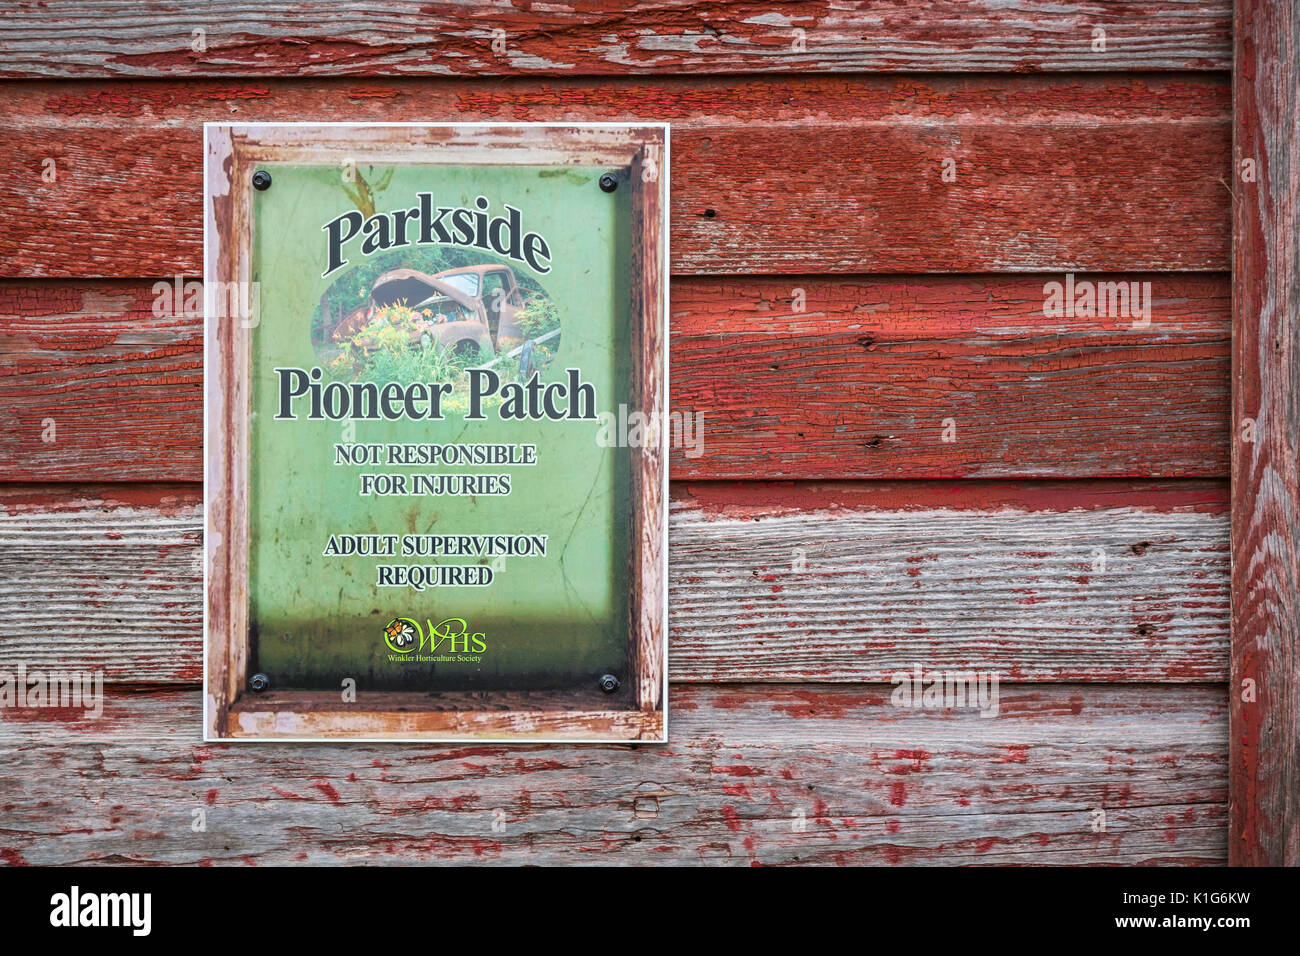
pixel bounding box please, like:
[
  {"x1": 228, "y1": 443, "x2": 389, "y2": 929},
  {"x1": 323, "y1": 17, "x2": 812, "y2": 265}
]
[{"x1": 329, "y1": 263, "x2": 532, "y2": 360}]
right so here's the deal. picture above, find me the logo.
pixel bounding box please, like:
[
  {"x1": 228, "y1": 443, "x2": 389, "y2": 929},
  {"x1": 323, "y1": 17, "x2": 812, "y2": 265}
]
[
  {"x1": 383, "y1": 617, "x2": 421, "y2": 653},
  {"x1": 50, "y1": 886, "x2": 152, "y2": 936},
  {"x1": 382, "y1": 617, "x2": 487, "y2": 662}
]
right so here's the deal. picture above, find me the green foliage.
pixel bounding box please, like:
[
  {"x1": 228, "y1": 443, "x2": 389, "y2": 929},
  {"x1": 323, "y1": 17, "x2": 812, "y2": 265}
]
[
  {"x1": 515, "y1": 294, "x2": 561, "y2": 339},
  {"x1": 329, "y1": 302, "x2": 461, "y2": 384}
]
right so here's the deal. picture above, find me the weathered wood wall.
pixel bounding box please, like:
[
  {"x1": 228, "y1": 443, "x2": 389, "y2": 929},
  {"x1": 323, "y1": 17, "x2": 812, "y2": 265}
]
[
  {"x1": 1230, "y1": 0, "x2": 1300, "y2": 866},
  {"x1": 0, "y1": 1, "x2": 1236, "y2": 864}
]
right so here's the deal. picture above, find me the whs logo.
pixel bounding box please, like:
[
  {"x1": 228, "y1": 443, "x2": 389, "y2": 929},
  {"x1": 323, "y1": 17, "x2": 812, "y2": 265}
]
[{"x1": 383, "y1": 617, "x2": 487, "y2": 654}]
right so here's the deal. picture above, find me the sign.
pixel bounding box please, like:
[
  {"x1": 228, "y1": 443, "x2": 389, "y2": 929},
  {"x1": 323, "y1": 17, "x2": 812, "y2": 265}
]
[{"x1": 203, "y1": 124, "x2": 668, "y2": 741}]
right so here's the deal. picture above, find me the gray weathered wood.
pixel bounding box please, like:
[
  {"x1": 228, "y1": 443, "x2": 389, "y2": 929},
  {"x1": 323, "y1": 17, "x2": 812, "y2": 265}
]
[
  {"x1": 671, "y1": 497, "x2": 1229, "y2": 682},
  {"x1": 0, "y1": 684, "x2": 1227, "y2": 865},
  {"x1": 0, "y1": 1, "x2": 1232, "y2": 78},
  {"x1": 0, "y1": 486, "x2": 1228, "y2": 683}
]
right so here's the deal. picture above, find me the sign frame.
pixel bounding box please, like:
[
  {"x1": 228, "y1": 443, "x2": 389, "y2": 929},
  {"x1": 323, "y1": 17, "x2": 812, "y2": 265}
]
[{"x1": 203, "y1": 122, "x2": 668, "y2": 742}]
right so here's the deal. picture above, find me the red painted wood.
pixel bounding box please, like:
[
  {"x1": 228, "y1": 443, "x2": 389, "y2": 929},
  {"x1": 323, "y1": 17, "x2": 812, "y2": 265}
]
[
  {"x1": 675, "y1": 478, "x2": 1230, "y2": 516},
  {"x1": 1230, "y1": 0, "x2": 1300, "y2": 866},
  {"x1": 0, "y1": 281, "x2": 200, "y2": 479},
  {"x1": 0, "y1": 1, "x2": 1232, "y2": 78},
  {"x1": 0, "y1": 23, "x2": 1243, "y2": 864},
  {"x1": 0, "y1": 75, "x2": 1230, "y2": 277},
  {"x1": 672, "y1": 274, "x2": 1229, "y2": 479},
  {"x1": 0, "y1": 275, "x2": 1229, "y2": 481}
]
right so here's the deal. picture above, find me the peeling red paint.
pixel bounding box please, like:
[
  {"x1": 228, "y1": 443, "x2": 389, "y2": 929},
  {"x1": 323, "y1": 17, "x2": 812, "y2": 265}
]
[
  {"x1": 312, "y1": 781, "x2": 341, "y2": 803},
  {"x1": 715, "y1": 764, "x2": 761, "y2": 777}
]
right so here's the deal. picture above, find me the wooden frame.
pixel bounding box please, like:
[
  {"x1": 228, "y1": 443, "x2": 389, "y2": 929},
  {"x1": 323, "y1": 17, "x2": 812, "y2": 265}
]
[
  {"x1": 1230, "y1": 0, "x2": 1299, "y2": 865},
  {"x1": 203, "y1": 123, "x2": 668, "y2": 742}
]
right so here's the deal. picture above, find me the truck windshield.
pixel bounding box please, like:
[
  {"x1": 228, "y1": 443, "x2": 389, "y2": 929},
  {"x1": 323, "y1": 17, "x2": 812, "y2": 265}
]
[{"x1": 438, "y1": 272, "x2": 480, "y2": 297}]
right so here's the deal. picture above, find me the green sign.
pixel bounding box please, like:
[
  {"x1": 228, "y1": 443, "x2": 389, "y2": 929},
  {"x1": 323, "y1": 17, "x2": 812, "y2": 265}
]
[{"x1": 204, "y1": 124, "x2": 668, "y2": 742}]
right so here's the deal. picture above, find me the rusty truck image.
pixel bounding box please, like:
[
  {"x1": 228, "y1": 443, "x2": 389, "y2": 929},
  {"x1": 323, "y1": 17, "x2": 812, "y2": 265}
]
[{"x1": 329, "y1": 263, "x2": 533, "y2": 361}]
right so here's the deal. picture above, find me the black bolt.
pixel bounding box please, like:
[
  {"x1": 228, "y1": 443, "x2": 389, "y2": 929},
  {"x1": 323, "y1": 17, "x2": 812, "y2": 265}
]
[
  {"x1": 598, "y1": 173, "x2": 618, "y2": 193},
  {"x1": 248, "y1": 672, "x2": 270, "y2": 692},
  {"x1": 599, "y1": 673, "x2": 621, "y2": 694},
  {"x1": 252, "y1": 170, "x2": 272, "y2": 191}
]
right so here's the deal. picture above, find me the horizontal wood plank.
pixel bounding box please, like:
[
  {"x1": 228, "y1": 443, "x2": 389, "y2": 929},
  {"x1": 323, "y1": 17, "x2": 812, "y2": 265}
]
[
  {"x1": 672, "y1": 483, "x2": 1229, "y2": 682},
  {"x1": 672, "y1": 274, "x2": 1230, "y2": 479},
  {"x1": 0, "y1": 683, "x2": 1227, "y2": 865},
  {"x1": 0, "y1": 485, "x2": 203, "y2": 682},
  {"x1": 0, "y1": 1, "x2": 1232, "y2": 78},
  {"x1": 0, "y1": 281, "x2": 201, "y2": 481},
  {"x1": 0, "y1": 275, "x2": 1230, "y2": 481},
  {"x1": 0, "y1": 482, "x2": 1227, "y2": 684},
  {"x1": 0, "y1": 75, "x2": 1230, "y2": 277}
]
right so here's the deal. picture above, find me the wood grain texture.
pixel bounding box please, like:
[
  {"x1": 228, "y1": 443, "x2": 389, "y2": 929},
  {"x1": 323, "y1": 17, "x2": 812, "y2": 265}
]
[
  {"x1": 0, "y1": 281, "x2": 201, "y2": 479},
  {"x1": 0, "y1": 75, "x2": 1230, "y2": 277},
  {"x1": 226, "y1": 693, "x2": 665, "y2": 742},
  {"x1": 0, "y1": 1, "x2": 1232, "y2": 78},
  {"x1": 0, "y1": 275, "x2": 1230, "y2": 482},
  {"x1": 202, "y1": 123, "x2": 249, "y2": 739},
  {"x1": 0, "y1": 14, "x2": 1242, "y2": 862},
  {"x1": 671, "y1": 486, "x2": 1229, "y2": 683},
  {"x1": 1230, "y1": 0, "x2": 1300, "y2": 866},
  {"x1": 630, "y1": 139, "x2": 668, "y2": 712},
  {"x1": 0, "y1": 482, "x2": 1227, "y2": 685},
  {"x1": 0, "y1": 485, "x2": 203, "y2": 682},
  {"x1": 672, "y1": 274, "x2": 1230, "y2": 479},
  {"x1": 0, "y1": 684, "x2": 1228, "y2": 865}
]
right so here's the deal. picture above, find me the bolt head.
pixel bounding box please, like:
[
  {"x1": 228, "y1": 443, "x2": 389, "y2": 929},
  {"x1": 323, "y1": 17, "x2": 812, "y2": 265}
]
[
  {"x1": 252, "y1": 170, "x2": 272, "y2": 191},
  {"x1": 599, "y1": 673, "x2": 621, "y2": 694},
  {"x1": 598, "y1": 173, "x2": 618, "y2": 193},
  {"x1": 248, "y1": 672, "x2": 270, "y2": 692}
]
